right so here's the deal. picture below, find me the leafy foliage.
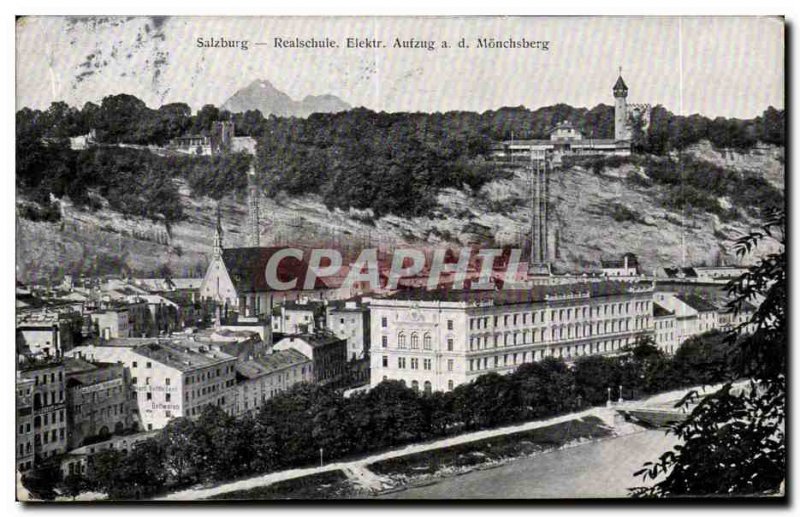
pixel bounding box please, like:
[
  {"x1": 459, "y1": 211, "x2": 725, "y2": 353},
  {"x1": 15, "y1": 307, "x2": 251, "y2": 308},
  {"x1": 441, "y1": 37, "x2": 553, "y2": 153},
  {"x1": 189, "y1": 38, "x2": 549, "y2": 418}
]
[
  {"x1": 17, "y1": 95, "x2": 784, "y2": 221},
  {"x1": 630, "y1": 210, "x2": 785, "y2": 497}
]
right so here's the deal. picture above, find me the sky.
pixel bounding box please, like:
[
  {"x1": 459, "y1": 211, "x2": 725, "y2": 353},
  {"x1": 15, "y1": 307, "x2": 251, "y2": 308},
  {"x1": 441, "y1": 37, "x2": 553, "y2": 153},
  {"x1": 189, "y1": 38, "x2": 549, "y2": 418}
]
[{"x1": 15, "y1": 16, "x2": 784, "y2": 118}]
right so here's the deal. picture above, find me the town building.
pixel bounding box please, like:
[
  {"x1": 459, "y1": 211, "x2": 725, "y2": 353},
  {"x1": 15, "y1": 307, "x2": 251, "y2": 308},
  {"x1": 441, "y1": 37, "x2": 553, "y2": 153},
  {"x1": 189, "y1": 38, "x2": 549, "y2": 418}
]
[
  {"x1": 676, "y1": 294, "x2": 719, "y2": 335},
  {"x1": 273, "y1": 333, "x2": 348, "y2": 386},
  {"x1": 65, "y1": 358, "x2": 132, "y2": 449},
  {"x1": 229, "y1": 349, "x2": 313, "y2": 416},
  {"x1": 273, "y1": 299, "x2": 326, "y2": 335},
  {"x1": 16, "y1": 307, "x2": 82, "y2": 358},
  {"x1": 653, "y1": 292, "x2": 720, "y2": 345},
  {"x1": 17, "y1": 360, "x2": 68, "y2": 460},
  {"x1": 67, "y1": 340, "x2": 237, "y2": 430},
  {"x1": 601, "y1": 253, "x2": 641, "y2": 278},
  {"x1": 89, "y1": 308, "x2": 131, "y2": 339},
  {"x1": 659, "y1": 265, "x2": 749, "y2": 284},
  {"x1": 16, "y1": 377, "x2": 36, "y2": 472},
  {"x1": 60, "y1": 431, "x2": 158, "y2": 479},
  {"x1": 326, "y1": 299, "x2": 371, "y2": 361},
  {"x1": 369, "y1": 281, "x2": 655, "y2": 392},
  {"x1": 653, "y1": 302, "x2": 678, "y2": 354}
]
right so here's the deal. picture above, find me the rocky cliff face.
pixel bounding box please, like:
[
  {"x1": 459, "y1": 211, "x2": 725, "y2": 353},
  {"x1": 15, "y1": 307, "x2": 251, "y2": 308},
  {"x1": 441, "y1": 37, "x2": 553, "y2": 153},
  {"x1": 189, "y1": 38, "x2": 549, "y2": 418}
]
[{"x1": 15, "y1": 142, "x2": 784, "y2": 282}]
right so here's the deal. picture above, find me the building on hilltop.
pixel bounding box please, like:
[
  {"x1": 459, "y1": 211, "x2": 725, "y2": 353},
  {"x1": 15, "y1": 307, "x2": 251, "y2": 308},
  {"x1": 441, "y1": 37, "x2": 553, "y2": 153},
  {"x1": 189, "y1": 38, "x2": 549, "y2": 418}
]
[
  {"x1": 168, "y1": 121, "x2": 257, "y2": 156},
  {"x1": 491, "y1": 70, "x2": 651, "y2": 163}
]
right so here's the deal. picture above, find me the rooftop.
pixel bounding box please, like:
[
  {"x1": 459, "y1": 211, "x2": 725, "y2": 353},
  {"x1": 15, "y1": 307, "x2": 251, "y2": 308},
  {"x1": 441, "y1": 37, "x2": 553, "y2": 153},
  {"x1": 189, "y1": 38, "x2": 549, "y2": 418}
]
[
  {"x1": 675, "y1": 293, "x2": 719, "y2": 313},
  {"x1": 132, "y1": 341, "x2": 236, "y2": 372},
  {"x1": 378, "y1": 281, "x2": 652, "y2": 306},
  {"x1": 221, "y1": 247, "x2": 334, "y2": 293},
  {"x1": 237, "y1": 349, "x2": 310, "y2": 379},
  {"x1": 653, "y1": 302, "x2": 674, "y2": 318},
  {"x1": 280, "y1": 332, "x2": 345, "y2": 349}
]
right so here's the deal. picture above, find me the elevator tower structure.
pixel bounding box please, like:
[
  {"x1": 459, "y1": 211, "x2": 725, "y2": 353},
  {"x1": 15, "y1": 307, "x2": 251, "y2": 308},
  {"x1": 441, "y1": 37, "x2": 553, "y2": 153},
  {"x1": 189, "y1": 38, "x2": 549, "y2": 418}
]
[{"x1": 529, "y1": 153, "x2": 550, "y2": 275}]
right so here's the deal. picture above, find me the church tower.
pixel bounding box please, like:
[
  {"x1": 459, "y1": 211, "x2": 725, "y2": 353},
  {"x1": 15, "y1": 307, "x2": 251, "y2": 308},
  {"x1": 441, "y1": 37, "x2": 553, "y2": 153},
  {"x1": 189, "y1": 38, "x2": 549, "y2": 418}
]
[
  {"x1": 213, "y1": 203, "x2": 224, "y2": 258},
  {"x1": 613, "y1": 69, "x2": 629, "y2": 141}
]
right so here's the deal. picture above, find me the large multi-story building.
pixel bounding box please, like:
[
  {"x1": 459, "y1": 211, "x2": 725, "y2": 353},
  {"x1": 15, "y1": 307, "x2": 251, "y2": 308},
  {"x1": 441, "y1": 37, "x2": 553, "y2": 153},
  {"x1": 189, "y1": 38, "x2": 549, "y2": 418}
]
[
  {"x1": 16, "y1": 377, "x2": 35, "y2": 472},
  {"x1": 65, "y1": 358, "x2": 132, "y2": 449},
  {"x1": 273, "y1": 333, "x2": 348, "y2": 386},
  {"x1": 67, "y1": 340, "x2": 237, "y2": 430},
  {"x1": 16, "y1": 307, "x2": 82, "y2": 358},
  {"x1": 653, "y1": 302, "x2": 678, "y2": 354},
  {"x1": 230, "y1": 349, "x2": 313, "y2": 416},
  {"x1": 326, "y1": 300, "x2": 371, "y2": 361},
  {"x1": 369, "y1": 281, "x2": 655, "y2": 392},
  {"x1": 17, "y1": 360, "x2": 68, "y2": 460}
]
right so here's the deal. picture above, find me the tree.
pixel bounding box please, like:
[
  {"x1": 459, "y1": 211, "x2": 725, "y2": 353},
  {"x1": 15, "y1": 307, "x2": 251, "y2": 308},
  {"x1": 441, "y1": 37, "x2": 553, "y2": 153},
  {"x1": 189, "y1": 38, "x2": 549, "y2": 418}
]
[
  {"x1": 60, "y1": 473, "x2": 86, "y2": 500},
  {"x1": 160, "y1": 417, "x2": 203, "y2": 486},
  {"x1": 631, "y1": 210, "x2": 785, "y2": 497}
]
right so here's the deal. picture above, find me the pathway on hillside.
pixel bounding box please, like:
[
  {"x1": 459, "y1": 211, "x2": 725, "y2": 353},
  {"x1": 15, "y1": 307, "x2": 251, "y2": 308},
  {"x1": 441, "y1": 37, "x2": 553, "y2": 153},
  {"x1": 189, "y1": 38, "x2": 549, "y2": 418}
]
[{"x1": 156, "y1": 382, "x2": 731, "y2": 501}]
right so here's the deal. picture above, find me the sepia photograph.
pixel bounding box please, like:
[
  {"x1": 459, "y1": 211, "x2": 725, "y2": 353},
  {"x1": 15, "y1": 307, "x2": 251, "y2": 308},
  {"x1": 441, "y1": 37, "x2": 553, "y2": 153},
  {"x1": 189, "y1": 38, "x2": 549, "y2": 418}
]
[{"x1": 13, "y1": 14, "x2": 786, "y2": 502}]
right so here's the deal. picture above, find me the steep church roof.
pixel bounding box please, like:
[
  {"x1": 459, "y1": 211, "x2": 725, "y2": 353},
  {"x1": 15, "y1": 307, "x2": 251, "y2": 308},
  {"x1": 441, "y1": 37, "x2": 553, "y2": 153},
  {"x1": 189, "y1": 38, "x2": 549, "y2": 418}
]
[
  {"x1": 613, "y1": 75, "x2": 628, "y2": 92},
  {"x1": 221, "y1": 247, "x2": 333, "y2": 293}
]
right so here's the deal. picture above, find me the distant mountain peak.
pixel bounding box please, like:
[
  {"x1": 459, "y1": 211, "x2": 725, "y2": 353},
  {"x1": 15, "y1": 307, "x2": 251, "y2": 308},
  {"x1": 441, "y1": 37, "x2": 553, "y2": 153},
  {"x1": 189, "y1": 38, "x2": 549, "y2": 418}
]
[{"x1": 222, "y1": 80, "x2": 350, "y2": 117}]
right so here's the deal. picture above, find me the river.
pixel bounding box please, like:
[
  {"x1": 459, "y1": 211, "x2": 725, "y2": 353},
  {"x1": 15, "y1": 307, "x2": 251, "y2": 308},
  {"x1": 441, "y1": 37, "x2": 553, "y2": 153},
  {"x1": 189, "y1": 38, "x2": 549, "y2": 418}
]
[{"x1": 378, "y1": 429, "x2": 678, "y2": 499}]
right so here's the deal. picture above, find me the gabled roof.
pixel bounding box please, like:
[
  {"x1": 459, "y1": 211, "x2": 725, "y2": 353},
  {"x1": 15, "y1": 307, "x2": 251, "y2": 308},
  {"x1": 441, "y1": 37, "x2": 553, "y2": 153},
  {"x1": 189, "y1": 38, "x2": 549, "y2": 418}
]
[
  {"x1": 676, "y1": 293, "x2": 718, "y2": 313},
  {"x1": 380, "y1": 280, "x2": 651, "y2": 305},
  {"x1": 279, "y1": 332, "x2": 345, "y2": 349},
  {"x1": 221, "y1": 247, "x2": 332, "y2": 293},
  {"x1": 653, "y1": 302, "x2": 674, "y2": 318}
]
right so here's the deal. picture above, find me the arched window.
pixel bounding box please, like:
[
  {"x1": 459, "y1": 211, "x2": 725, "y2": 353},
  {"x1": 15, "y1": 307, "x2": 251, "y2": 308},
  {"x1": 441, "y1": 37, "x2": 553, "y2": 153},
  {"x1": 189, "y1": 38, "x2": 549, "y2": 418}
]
[
  {"x1": 411, "y1": 333, "x2": 419, "y2": 349},
  {"x1": 398, "y1": 333, "x2": 407, "y2": 349},
  {"x1": 423, "y1": 333, "x2": 432, "y2": 350},
  {"x1": 424, "y1": 381, "x2": 432, "y2": 395},
  {"x1": 411, "y1": 380, "x2": 419, "y2": 392},
  {"x1": 448, "y1": 380, "x2": 454, "y2": 391}
]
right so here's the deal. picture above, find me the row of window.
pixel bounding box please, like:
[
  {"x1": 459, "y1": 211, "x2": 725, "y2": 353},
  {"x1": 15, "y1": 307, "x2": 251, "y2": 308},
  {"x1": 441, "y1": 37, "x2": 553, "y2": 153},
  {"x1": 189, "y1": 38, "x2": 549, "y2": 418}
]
[
  {"x1": 32, "y1": 371, "x2": 64, "y2": 386},
  {"x1": 381, "y1": 377, "x2": 457, "y2": 392},
  {"x1": 32, "y1": 409, "x2": 66, "y2": 429},
  {"x1": 73, "y1": 402, "x2": 125, "y2": 418},
  {"x1": 468, "y1": 339, "x2": 631, "y2": 371},
  {"x1": 381, "y1": 334, "x2": 455, "y2": 351},
  {"x1": 33, "y1": 390, "x2": 65, "y2": 410},
  {"x1": 381, "y1": 316, "x2": 456, "y2": 330},
  {"x1": 33, "y1": 426, "x2": 66, "y2": 446},
  {"x1": 382, "y1": 356, "x2": 456, "y2": 372},
  {"x1": 468, "y1": 302, "x2": 653, "y2": 331},
  {"x1": 468, "y1": 318, "x2": 650, "y2": 350}
]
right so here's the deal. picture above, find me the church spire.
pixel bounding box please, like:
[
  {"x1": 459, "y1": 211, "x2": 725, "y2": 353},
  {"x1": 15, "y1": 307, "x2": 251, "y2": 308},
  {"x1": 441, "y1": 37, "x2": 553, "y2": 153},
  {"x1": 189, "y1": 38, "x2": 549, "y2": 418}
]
[{"x1": 213, "y1": 203, "x2": 224, "y2": 258}]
